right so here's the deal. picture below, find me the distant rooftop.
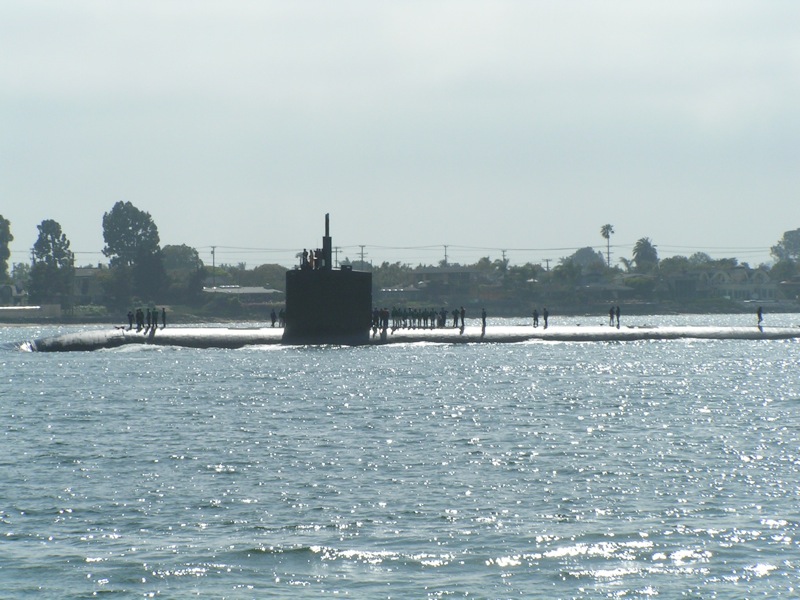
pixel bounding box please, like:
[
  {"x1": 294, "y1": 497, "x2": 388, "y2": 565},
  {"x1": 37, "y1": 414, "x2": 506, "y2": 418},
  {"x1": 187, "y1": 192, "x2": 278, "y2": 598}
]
[{"x1": 203, "y1": 286, "x2": 283, "y2": 295}]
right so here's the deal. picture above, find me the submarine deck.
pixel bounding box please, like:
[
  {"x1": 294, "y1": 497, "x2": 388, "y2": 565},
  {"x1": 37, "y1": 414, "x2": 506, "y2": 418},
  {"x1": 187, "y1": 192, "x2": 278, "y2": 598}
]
[{"x1": 21, "y1": 323, "x2": 800, "y2": 352}]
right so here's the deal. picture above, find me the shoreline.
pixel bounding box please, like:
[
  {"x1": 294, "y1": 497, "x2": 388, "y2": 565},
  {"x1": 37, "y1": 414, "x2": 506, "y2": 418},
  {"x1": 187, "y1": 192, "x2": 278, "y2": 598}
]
[{"x1": 3, "y1": 305, "x2": 800, "y2": 327}]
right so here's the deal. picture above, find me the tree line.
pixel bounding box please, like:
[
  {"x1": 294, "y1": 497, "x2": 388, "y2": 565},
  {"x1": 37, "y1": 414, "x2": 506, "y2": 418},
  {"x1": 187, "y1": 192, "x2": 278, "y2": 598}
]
[
  {"x1": 1, "y1": 208, "x2": 800, "y2": 314},
  {"x1": 0, "y1": 202, "x2": 205, "y2": 310},
  {"x1": 364, "y1": 225, "x2": 800, "y2": 312}
]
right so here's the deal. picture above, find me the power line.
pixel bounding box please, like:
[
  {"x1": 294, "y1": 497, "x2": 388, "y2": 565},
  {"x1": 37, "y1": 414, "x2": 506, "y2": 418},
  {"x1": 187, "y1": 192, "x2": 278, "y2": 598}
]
[{"x1": 6, "y1": 240, "x2": 775, "y2": 271}]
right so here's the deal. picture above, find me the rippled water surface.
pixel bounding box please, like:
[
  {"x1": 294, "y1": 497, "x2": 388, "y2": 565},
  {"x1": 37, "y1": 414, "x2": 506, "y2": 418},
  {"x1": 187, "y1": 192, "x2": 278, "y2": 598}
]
[{"x1": 2, "y1": 316, "x2": 800, "y2": 598}]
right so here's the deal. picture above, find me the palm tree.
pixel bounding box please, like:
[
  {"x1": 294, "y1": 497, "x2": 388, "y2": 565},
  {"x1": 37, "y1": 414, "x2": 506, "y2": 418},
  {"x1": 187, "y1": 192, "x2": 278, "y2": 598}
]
[
  {"x1": 600, "y1": 224, "x2": 614, "y2": 268},
  {"x1": 632, "y1": 237, "x2": 659, "y2": 272}
]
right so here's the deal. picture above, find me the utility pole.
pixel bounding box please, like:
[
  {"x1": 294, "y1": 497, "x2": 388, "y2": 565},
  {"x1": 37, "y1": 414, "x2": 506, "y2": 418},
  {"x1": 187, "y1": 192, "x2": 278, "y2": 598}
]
[
  {"x1": 211, "y1": 246, "x2": 216, "y2": 287},
  {"x1": 359, "y1": 245, "x2": 366, "y2": 266},
  {"x1": 544, "y1": 258, "x2": 551, "y2": 272},
  {"x1": 334, "y1": 246, "x2": 340, "y2": 268},
  {"x1": 443, "y1": 245, "x2": 449, "y2": 267}
]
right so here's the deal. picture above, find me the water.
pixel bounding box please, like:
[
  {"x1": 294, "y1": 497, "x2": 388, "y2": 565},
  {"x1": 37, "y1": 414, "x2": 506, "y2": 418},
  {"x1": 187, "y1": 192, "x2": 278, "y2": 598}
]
[{"x1": 2, "y1": 315, "x2": 800, "y2": 598}]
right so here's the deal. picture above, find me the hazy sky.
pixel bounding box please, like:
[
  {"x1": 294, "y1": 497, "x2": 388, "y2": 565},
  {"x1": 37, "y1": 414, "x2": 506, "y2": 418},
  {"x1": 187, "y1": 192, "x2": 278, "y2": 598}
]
[{"x1": 2, "y1": 1, "x2": 798, "y2": 269}]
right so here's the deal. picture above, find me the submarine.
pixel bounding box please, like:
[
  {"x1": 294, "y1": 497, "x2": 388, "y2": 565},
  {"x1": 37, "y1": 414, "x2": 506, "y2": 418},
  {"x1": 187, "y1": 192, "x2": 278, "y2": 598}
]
[{"x1": 17, "y1": 214, "x2": 800, "y2": 351}]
